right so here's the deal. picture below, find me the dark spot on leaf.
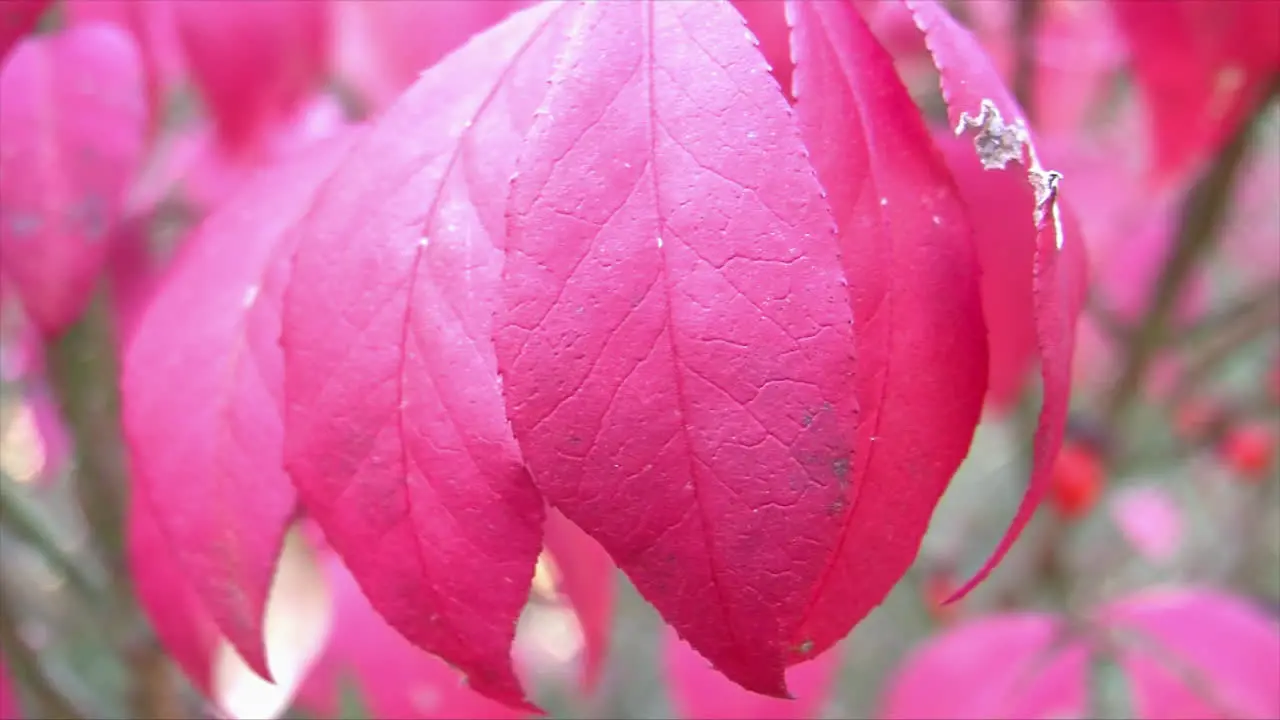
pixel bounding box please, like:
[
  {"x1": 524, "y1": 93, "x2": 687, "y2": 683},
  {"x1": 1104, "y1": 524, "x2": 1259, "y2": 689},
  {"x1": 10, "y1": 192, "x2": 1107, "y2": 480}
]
[{"x1": 832, "y1": 456, "x2": 850, "y2": 482}]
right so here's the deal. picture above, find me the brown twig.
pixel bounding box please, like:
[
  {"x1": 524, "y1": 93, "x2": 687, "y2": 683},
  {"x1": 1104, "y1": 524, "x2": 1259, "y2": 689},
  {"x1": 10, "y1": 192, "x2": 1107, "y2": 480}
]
[{"x1": 1103, "y1": 77, "x2": 1280, "y2": 430}]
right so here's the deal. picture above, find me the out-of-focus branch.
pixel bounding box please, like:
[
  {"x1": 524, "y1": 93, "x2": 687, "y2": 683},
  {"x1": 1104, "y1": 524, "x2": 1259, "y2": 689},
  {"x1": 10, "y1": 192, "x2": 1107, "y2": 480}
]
[
  {"x1": 41, "y1": 296, "x2": 181, "y2": 720},
  {"x1": 43, "y1": 299, "x2": 129, "y2": 581},
  {"x1": 1103, "y1": 77, "x2": 1279, "y2": 429},
  {"x1": 0, "y1": 470, "x2": 105, "y2": 603},
  {"x1": 1167, "y1": 290, "x2": 1280, "y2": 408},
  {"x1": 0, "y1": 586, "x2": 89, "y2": 720}
]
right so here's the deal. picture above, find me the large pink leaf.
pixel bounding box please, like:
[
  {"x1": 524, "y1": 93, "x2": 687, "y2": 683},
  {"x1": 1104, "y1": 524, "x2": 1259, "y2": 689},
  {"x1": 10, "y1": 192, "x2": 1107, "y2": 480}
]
[
  {"x1": 1102, "y1": 588, "x2": 1280, "y2": 718},
  {"x1": 128, "y1": 482, "x2": 219, "y2": 697},
  {"x1": 330, "y1": 0, "x2": 529, "y2": 113},
  {"x1": 0, "y1": 0, "x2": 49, "y2": 63},
  {"x1": 731, "y1": 0, "x2": 793, "y2": 101},
  {"x1": 296, "y1": 555, "x2": 530, "y2": 720},
  {"x1": 905, "y1": 0, "x2": 1087, "y2": 600},
  {"x1": 122, "y1": 133, "x2": 359, "y2": 681},
  {"x1": 881, "y1": 588, "x2": 1280, "y2": 719},
  {"x1": 1108, "y1": 0, "x2": 1280, "y2": 188},
  {"x1": 0, "y1": 23, "x2": 147, "y2": 336},
  {"x1": 281, "y1": 3, "x2": 571, "y2": 710},
  {"x1": 543, "y1": 508, "x2": 615, "y2": 693},
  {"x1": 173, "y1": 0, "x2": 329, "y2": 155},
  {"x1": 496, "y1": 0, "x2": 857, "y2": 697},
  {"x1": 665, "y1": 626, "x2": 842, "y2": 720},
  {"x1": 787, "y1": 0, "x2": 987, "y2": 658}
]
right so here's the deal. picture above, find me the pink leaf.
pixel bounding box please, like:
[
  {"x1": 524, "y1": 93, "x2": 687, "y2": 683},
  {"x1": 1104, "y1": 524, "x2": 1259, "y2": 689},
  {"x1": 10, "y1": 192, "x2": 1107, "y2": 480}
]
[
  {"x1": 173, "y1": 0, "x2": 330, "y2": 155},
  {"x1": 666, "y1": 625, "x2": 842, "y2": 720},
  {"x1": 1109, "y1": 484, "x2": 1184, "y2": 564},
  {"x1": 128, "y1": 481, "x2": 219, "y2": 697},
  {"x1": 0, "y1": 658, "x2": 18, "y2": 720},
  {"x1": 0, "y1": 23, "x2": 147, "y2": 336},
  {"x1": 331, "y1": 0, "x2": 529, "y2": 113},
  {"x1": 543, "y1": 508, "x2": 615, "y2": 693},
  {"x1": 904, "y1": 0, "x2": 1087, "y2": 601},
  {"x1": 297, "y1": 554, "x2": 530, "y2": 720},
  {"x1": 122, "y1": 132, "x2": 359, "y2": 681},
  {"x1": 880, "y1": 613, "x2": 1082, "y2": 719},
  {"x1": 1102, "y1": 587, "x2": 1280, "y2": 719},
  {"x1": 932, "y1": 132, "x2": 1039, "y2": 410},
  {"x1": 732, "y1": 0, "x2": 794, "y2": 101},
  {"x1": 0, "y1": 0, "x2": 49, "y2": 63},
  {"x1": 787, "y1": 0, "x2": 987, "y2": 657},
  {"x1": 281, "y1": 4, "x2": 572, "y2": 711},
  {"x1": 1108, "y1": 0, "x2": 1280, "y2": 187},
  {"x1": 882, "y1": 587, "x2": 1280, "y2": 719},
  {"x1": 496, "y1": 0, "x2": 857, "y2": 697},
  {"x1": 64, "y1": 0, "x2": 187, "y2": 128}
]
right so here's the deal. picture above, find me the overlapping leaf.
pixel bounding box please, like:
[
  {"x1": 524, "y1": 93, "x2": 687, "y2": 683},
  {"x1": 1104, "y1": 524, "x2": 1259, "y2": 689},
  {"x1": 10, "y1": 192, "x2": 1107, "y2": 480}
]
[
  {"x1": 786, "y1": 0, "x2": 987, "y2": 657},
  {"x1": 0, "y1": 23, "x2": 146, "y2": 335},
  {"x1": 904, "y1": 0, "x2": 1088, "y2": 600},
  {"x1": 122, "y1": 132, "x2": 359, "y2": 681},
  {"x1": 0, "y1": 0, "x2": 49, "y2": 62},
  {"x1": 281, "y1": 3, "x2": 571, "y2": 710},
  {"x1": 496, "y1": 0, "x2": 857, "y2": 697}
]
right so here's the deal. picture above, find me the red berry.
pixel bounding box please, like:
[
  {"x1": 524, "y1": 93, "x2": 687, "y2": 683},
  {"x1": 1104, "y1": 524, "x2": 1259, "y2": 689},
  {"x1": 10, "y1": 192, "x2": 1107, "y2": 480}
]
[
  {"x1": 1049, "y1": 441, "x2": 1105, "y2": 519},
  {"x1": 1220, "y1": 422, "x2": 1276, "y2": 480}
]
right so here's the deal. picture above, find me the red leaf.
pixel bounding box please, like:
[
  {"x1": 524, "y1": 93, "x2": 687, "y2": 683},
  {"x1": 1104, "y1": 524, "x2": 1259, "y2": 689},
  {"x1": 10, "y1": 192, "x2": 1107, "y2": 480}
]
[
  {"x1": 665, "y1": 626, "x2": 842, "y2": 720},
  {"x1": 0, "y1": 0, "x2": 49, "y2": 62},
  {"x1": 331, "y1": 0, "x2": 530, "y2": 113},
  {"x1": 543, "y1": 508, "x2": 615, "y2": 693},
  {"x1": 128, "y1": 482, "x2": 219, "y2": 697},
  {"x1": 173, "y1": 0, "x2": 330, "y2": 154},
  {"x1": 0, "y1": 24, "x2": 147, "y2": 336},
  {"x1": 496, "y1": 0, "x2": 857, "y2": 697},
  {"x1": 786, "y1": 1, "x2": 986, "y2": 657},
  {"x1": 1108, "y1": 0, "x2": 1280, "y2": 187},
  {"x1": 904, "y1": 0, "x2": 1087, "y2": 601},
  {"x1": 297, "y1": 554, "x2": 530, "y2": 720},
  {"x1": 123, "y1": 133, "x2": 358, "y2": 681},
  {"x1": 281, "y1": 4, "x2": 571, "y2": 710}
]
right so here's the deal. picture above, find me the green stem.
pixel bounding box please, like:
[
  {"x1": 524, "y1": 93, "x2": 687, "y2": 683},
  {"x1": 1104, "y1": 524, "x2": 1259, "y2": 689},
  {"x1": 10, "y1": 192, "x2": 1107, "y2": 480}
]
[
  {"x1": 1103, "y1": 77, "x2": 1279, "y2": 430},
  {"x1": 0, "y1": 585, "x2": 89, "y2": 720},
  {"x1": 0, "y1": 471, "x2": 105, "y2": 603}
]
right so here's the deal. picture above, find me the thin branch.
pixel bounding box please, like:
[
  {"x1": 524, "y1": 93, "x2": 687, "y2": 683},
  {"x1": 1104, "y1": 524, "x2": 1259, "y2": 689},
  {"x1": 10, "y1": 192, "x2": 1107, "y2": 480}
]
[
  {"x1": 0, "y1": 470, "x2": 105, "y2": 603},
  {"x1": 0, "y1": 586, "x2": 89, "y2": 720},
  {"x1": 1012, "y1": 0, "x2": 1041, "y2": 123},
  {"x1": 1167, "y1": 295, "x2": 1280, "y2": 408},
  {"x1": 1103, "y1": 77, "x2": 1279, "y2": 428}
]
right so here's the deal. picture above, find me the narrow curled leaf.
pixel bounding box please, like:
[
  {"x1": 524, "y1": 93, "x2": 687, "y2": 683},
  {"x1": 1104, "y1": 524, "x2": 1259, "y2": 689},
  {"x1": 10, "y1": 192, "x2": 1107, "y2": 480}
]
[
  {"x1": 543, "y1": 508, "x2": 615, "y2": 693},
  {"x1": 787, "y1": 0, "x2": 987, "y2": 657},
  {"x1": 123, "y1": 132, "x2": 359, "y2": 681},
  {"x1": 0, "y1": 23, "x2": 146, "y2": 335},
  {"x1": 496, "y1": 0, "x2": 857, "y2": 697},
  {"x1": 904, "y1": 0, "x2": 1086, "y2": 601},
  {"x1": 282, "y1": 3, "x2": 571, "y2": 710}
]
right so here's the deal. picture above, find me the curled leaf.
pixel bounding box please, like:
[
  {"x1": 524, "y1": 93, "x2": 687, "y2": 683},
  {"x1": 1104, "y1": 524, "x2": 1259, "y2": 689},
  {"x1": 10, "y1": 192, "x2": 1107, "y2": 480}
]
[{"x1": 787, "y1": 0, "x2": 987, "y2": 658}]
